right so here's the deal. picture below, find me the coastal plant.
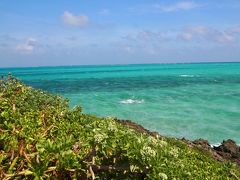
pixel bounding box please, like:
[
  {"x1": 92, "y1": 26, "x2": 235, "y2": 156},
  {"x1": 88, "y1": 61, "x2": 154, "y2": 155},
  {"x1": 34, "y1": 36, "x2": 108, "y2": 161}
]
[{"x1": 0, "y1": 75, "x2": 240, "y2": 179}]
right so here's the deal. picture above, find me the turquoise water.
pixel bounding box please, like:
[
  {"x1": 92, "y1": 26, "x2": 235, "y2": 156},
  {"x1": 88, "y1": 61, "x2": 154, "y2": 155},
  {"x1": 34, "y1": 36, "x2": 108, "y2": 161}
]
[{"x1": 1, "y1": 62, "x2": 240, "y2": 144}]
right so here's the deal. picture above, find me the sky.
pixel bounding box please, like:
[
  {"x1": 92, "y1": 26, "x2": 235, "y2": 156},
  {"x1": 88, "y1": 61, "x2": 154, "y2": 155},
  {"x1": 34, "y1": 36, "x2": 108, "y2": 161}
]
[{"x1": 0, "y1": 0, "x2": 240, "y2": 67}]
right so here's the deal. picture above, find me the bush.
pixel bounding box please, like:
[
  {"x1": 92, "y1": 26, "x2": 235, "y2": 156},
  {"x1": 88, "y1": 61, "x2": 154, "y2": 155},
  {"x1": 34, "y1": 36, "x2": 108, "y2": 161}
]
[{"x1": 0, "y1": 75, "x2": 239, "y2": 179}]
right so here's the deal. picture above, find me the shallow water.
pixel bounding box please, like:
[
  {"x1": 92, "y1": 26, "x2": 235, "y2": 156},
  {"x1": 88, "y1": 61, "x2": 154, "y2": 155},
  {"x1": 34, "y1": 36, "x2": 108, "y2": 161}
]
[{"x1": 1, "y1": 62, "x2": 240, "y2": 144}]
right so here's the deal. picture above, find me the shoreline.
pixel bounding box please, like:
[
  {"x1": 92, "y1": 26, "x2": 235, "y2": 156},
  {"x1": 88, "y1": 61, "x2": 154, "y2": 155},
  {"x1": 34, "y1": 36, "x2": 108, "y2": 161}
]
[
  {"x1": 116, "y1": 118, "x2": 240, "y2": 167},
  {"x1": 1, "y1": 75, "x2": 240, "y2": 179},
  {"x1": 1, "y1": 64, "x2": 239, "y2": 146}
]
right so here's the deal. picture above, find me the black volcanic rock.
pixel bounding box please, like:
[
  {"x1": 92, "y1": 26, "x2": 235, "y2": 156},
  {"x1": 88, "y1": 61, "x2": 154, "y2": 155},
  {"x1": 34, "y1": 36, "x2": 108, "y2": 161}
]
[
  {"x1": 193, "y1": 139, "x2": 211, "y2": 150},
  {"x1": 116, "y1": 119, "x2": 240, "y2": 167},
  {"x1": 213, "y1": 139, "x2": 240, "y2": 165}
]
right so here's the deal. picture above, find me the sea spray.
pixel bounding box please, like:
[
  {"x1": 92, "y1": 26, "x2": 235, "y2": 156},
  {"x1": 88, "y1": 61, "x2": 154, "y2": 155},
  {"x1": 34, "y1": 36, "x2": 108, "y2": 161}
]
[{"x1": 120, "y1": 99, "x2": 145, "y2": 104}]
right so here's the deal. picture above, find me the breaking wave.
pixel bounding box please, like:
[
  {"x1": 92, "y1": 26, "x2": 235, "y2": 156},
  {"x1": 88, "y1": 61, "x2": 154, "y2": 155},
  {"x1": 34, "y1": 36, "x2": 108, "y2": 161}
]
[
  {"x1": 120, "y1": 99, "x2": 144, "y2": 104},
  {"x1": 180, "y1": 74, "x2": 195, "y2": 77}
]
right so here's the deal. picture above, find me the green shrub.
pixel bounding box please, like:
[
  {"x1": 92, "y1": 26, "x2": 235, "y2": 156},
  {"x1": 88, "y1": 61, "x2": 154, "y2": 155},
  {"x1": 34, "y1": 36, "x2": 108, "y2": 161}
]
[{"x1": 0, "y1": 75, "x2": 239, "y2": 179}]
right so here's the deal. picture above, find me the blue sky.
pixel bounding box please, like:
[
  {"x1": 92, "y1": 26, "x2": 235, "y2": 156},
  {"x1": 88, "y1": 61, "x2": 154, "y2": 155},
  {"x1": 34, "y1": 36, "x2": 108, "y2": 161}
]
[{"x1": 0, "y1": 0, "x2": 240, "y2": 67}]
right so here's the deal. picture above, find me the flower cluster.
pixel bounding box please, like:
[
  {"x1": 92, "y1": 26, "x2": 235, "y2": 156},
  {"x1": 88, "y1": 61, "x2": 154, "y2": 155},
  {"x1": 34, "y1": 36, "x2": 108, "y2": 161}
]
[
  {"x1": 169, "y1": 147, "x2": 179, "y2": 158},
  {"x1": 94, "y1": 133, "x2": 108, "y2": 143},
  {"x1": 159, "y1": 140, "x2": 168, "y2": 147},
  {"x1": 140, "y1": 146, "x2": 156, "y2": 160},
  {"x1": 159, "y1": 172, "x2": 168, "y2": 180},
  {"x1": 107, "y1": 122, "x2": 117, "y2": 132}
]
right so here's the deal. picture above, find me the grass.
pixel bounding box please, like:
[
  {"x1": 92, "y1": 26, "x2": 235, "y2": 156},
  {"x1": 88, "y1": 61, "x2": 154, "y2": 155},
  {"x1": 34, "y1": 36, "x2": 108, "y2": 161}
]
[{"x1": 0, "y1": 75, "x2": 239, "y2": 179}]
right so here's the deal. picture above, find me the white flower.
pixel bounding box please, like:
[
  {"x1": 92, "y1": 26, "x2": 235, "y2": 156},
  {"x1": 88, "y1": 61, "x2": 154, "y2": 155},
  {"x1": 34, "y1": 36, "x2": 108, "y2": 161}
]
[
  {"x1": 159, "y1": 140, "x2": 168, "y2": 147},
  {"x1": 148, "y1": 136, "x2": 158, "y2": 145},
  {"x1": 169, "y1": 147, "x2": 179, "y2": 158},
  {"x1": 108, "y1": 122, "x2": 117, "y2": 132},
  {"x1": 159, "y1": 173, "x2": 168, "y2": 180},
  {"x1": 130, "y1": 165, "x2": 139, "y2": 172},
  {"x1": 140, "y1": 146, "x2": 156, "y2": 159},
  {"x1": 94, "y1": 133, "x2": 107, "y2": 143}
]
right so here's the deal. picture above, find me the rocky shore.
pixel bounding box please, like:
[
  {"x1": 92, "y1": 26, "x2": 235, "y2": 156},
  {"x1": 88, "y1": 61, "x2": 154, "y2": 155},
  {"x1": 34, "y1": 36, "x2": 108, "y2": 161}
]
[
  {"x1": 1, "y1": 76, "x2": 239, "y2": 179},
  {"x1": 117, "y1": 119, "x2": 240, "y2": 167}
]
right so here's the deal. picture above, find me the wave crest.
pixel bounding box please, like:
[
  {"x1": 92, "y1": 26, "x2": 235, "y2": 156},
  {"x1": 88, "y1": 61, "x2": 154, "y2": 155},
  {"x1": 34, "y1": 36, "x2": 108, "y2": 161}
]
[
  {"x1": 180, "y1": 74, "x2": 195, "y2": 77},
  {"x1": 120, "y1": 99, "x2": 144, "y2": 104}
]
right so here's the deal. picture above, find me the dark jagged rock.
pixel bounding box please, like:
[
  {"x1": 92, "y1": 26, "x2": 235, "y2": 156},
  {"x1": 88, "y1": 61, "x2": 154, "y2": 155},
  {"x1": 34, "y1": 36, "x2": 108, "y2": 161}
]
[
  {"x1": 116, "y1": 119, "x2": 240, "y2": 167},
  {"x1": 181, "y1": 139, "x2": 240, "y2": 166},
  {"x1": 187, "y1": 138, "x2": 225, "y2": 162},
  {"x1": 193, "y1": 139, "x2": 211, "y2": 150},
  {"x1": 213, "y1": 139, "x2": 240, "y2": 166},
  {"x1": 214, "y1": 139, "x2": 239, "y2": 155},
  {"x1": 182, "y1": 139, "x2": 240, "y2": 166}
]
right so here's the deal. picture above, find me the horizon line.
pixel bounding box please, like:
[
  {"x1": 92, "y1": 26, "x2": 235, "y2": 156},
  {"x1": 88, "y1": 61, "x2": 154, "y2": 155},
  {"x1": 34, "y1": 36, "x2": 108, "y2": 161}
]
[{"x1": 1, "y1": 60, "x2": 240, "y2": 70}]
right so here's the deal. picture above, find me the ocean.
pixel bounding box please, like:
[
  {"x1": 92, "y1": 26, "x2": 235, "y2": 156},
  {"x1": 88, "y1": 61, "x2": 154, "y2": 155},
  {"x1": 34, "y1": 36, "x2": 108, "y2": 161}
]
[{"x1": 1, "y1": 62, "x2": 240, "y2": 144}]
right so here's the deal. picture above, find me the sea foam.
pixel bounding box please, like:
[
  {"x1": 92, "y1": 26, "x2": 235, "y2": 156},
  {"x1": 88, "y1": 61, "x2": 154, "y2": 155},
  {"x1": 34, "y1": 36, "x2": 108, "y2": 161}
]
[
  {"x1": 180, "y1": 74, "x2": 195, "y2": 77},
  {"x1": 210, "y1": 143, "x2": 222, "y2": 148},
  {"x1": 210, "y1": 143, "x2": 240, "y2": 148},
  {"x1": 120, "y1": 99, "x2": 144, "y2": 104}
]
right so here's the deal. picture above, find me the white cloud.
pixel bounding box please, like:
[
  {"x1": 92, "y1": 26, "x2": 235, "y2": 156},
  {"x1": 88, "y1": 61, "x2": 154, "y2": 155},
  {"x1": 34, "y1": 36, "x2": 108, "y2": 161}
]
[
  {"x1": 162, "y1": 1, "x2": 200, "y2": 12},
  {"x1": 154, "y1": 1, "x2": 202, "y2": 12},
  {"x1": 227, "y1": 26, "x2": 240, "y2": 34},
  {"x1": 124, "y1": 30, "x2": 171, "y2": 43},
  {"x1": 62, "y1": 11, "x2": 89, "y2": 27},
  {"x1": 120, "y1": 30, "x2": 171, "y2": 56},
  {"x1": 16, "y1": 38, "x2": 37, "y2": 53},
  {"x1": 129, "y1": 1, "x2": 202, "y2": 14},
  {"x1": 120, "y1": 25, "x2": 239, "y2": 57},
  {"x1": 179, "y1": 26, "x2": 236, "y2": 43},
  {"x1": 214, "y1": 32, "x2": 235, "y2": 43},
  {"x1": 180, "y1": 32, "x2": 193, "y2": 40},
  {"x1": 179, "y1": 26, "x2": 208, "y2": 41}
]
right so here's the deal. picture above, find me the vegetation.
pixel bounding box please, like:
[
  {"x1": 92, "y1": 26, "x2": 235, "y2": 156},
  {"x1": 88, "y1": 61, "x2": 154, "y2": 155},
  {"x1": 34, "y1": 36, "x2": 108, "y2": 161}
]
[{"x1": 0, "y1": 75, "x2": 239, "y2": 179}]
